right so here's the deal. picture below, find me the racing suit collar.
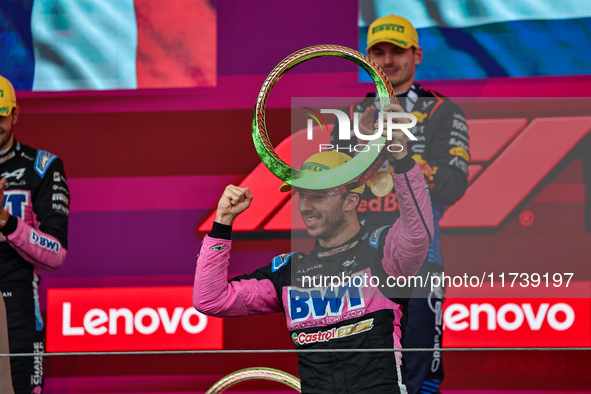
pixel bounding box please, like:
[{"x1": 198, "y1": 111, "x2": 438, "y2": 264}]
[
  {"x1": 397, "y1": 89, "x2": 409, "y2": 98},
  {"x1": 368, "y1": 83, "x2": 421, "y2": 113},
  {"x1": 0, "y1": 140, "x2": 18, "y2": 164},
  {"x1": 313, "y1": 227, "x2": 367, "y2": 258},
  {"x1": 367, "y1": 83, "x2": 421, "y2": 98}
]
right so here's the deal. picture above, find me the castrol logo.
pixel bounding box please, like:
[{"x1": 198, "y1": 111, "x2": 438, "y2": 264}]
[{"x1": 292, "y1": 318, "x2": 374, "y2": 345}]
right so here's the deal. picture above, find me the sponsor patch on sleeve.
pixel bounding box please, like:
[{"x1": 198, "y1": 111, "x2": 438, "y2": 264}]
[
  {"x1": 449, "y1": 146, "x2": 470, "y2": 162},
  {"x1": 29, "y1": 230, "x2": 60, "y2": 253},
  {"x1": 210, "y1": 244, "x2": 228, "y2": 252},
  {"x1": 410, "y1": 111, "x2": 427, "y2": 123},
  {"x1": 272, "y1": 252, "x2": 294, "y2": 272},
  {"x1": 369, "y1": 226, "x2": 390, "y2": 249},
  {"x1": 34, "y1": 151, "x2": 58, "y2": 179}
]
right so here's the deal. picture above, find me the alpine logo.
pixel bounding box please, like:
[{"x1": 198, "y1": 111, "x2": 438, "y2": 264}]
[
  {"x1": 210, "y1": 244, "x2": 228, "y2": 252},
  {"x1": 1, "y1": 168, "x2": 25, "y2": 180}
]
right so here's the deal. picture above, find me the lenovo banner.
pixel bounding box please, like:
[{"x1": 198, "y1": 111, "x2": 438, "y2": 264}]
[
  {"x1": 442, "y1": 283, "x2": 591, "y2": 348},
  {"x1": 46, "y1": 287, "x2": 222, "y2": 352}
]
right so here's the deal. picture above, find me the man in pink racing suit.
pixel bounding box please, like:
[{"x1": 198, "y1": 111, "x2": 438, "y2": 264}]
[
  {"x1": 194, "y1": 103, "x2": 433, "y2": 393},
  {"x1": 0, "y1": 75, "x2": 69, "y2": 393}
]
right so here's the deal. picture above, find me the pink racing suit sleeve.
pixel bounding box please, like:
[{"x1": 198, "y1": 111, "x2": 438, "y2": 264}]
[
  {"x1": 382, "y1": 157, "x2": 434, "y2": 278},
  {"x1": 3, "y1": 216, "x2": 67, "y2": 272},
  {"x1": 1, "y1": 153, "x2": 69, "y2": 272},
  {"x1": 193, "y1": 235, "x2": 282, "y2": 318}
]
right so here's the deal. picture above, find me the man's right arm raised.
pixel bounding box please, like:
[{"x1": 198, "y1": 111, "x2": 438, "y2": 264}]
[{"x1": 193, "y1": 186, "x2": 282, "y2": 318}]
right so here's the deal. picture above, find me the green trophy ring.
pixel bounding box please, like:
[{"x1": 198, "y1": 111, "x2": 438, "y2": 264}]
[{"x1": 252, "y1": 44, "x2": 396, "y2": 192}]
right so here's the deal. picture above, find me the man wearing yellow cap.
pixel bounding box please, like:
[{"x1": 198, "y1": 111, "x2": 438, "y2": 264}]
[
  {"x1": 0, "y1": 75, "x2": 70, "y2": 393},
  {"x1": 330, "y1": 14, "x2": 470, "y2": 394},
  {"x1": 194, "y1": 105, "x2": 434, "y2": 393}
]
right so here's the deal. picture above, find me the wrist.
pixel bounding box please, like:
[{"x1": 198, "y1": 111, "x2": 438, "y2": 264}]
[
  {"x1": 215, "y1": 213, "x2": 235, "y2": 226},
  {"x1": 393, "y1": 154, "x2": 415, "y2": 174},
  {"x1": 210, "y1": 221, "x2": 232, "y2": 240}
]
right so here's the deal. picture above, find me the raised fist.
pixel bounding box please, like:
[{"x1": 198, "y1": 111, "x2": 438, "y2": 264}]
[{"x1": 215, "y1": 185, "x2": 253, "y2": 225}]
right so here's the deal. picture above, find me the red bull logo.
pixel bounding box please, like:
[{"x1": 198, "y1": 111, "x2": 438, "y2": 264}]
[{"x1": 412, "y1": 154, "x2": 438, "y2": 184}]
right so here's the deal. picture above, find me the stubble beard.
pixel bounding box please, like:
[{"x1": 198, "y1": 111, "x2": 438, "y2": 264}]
[
  {"x1": 0, "y1": 125, "x2": 13, "y2": 152},
  {"x1": 314, "y1": 205, "x2": 347, "y2": 244}
]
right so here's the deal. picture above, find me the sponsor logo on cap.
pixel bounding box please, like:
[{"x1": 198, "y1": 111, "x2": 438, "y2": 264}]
[{"x1": 372, "y1": 23, "x2": 405, "y2": 34}]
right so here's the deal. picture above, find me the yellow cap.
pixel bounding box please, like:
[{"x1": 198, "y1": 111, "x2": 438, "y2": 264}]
[
  {"x1": 280, "y1": 151, "x2": 365, "y2": 194},
  {"x1": 0, "y1": 75, "x2": 17, "y2": 117},
  {"x1": 366, "y1": 14, "x2": 419, "y2": 51}
]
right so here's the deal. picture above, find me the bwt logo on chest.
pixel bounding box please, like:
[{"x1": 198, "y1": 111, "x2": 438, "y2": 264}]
[{"x1": 288, "y1": 282, "x2": 366, "y2": 322}]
